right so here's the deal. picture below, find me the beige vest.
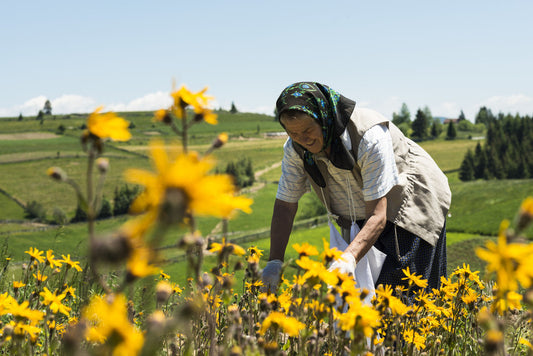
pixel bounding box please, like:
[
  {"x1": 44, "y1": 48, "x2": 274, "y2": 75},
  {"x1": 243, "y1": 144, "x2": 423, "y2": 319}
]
[{"x1": 301, "y1": 108, "x2": 451, "y2": 246}]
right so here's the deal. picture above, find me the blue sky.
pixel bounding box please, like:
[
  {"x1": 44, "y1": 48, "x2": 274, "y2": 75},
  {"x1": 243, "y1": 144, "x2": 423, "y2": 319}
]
[{"x1": 1, "y1": 1, "x2": 532, "y2": 121}]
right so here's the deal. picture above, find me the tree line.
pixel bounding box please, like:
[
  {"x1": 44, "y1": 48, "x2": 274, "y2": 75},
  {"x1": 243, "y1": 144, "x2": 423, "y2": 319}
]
[
  {"x1": 391, "y1": 103, "x2": 484, "y2": 141},
  {"x1": 459, "y1": 110, "x2": 533, "y2": 181}
]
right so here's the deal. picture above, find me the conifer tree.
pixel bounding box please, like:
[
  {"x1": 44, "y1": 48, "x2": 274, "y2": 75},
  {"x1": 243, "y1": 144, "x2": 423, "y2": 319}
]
[
  {"x1": 459, "y1": 149, "x2": 475, "y2": 181},
  {"x1": 446, "y1": 121, "x2": 457, "y2": 140},
  {"x1": 230, "y1": 102, "x2": 238, "y2": 114},
  {"x1": 43, "y1": 100, "x2": 52, "y2": 115},
  {"x1": 411, "y1": 109, "x2": 429, "y2": 141}
]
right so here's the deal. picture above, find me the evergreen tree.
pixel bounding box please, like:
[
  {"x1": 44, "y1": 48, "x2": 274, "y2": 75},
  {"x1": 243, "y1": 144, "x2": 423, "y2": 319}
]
[
  {"x1": 392, "y1": 103, "x2": 411, "y2": 125},
  {"x1": 230, "y1": 101, "x2": 238, "y2": 114},
  {"x1": 475, "y1": 106, "x2": 494, "y2": 125},
  {"x1": 458, "y1": 110, "x2": 466, "y2": 121},
  {"x1": 97, "y1": 197, "x2": 113, "y2": 219},
  {"x1": 517, "y1": 157, "x2": 530, "y2": 179},
  {"x1": 473, "y1": 143, "x2": 486, "y2": 179},
  {"x1": 411, "y1": 109, "x2": 429, "y2": 141},
  {"x1": 24, "y1": 201, "x2": 46, "y2": 221},
  {"x1": 486, "y1": 148, "x2": 505, "y2": 179},
  {"x1": 446, "y1": 121, "x2": 457, "y2": 140},
  {"x1": 430, "y1": 118, "x2": 443, "y2": 139},
  {"x1": 71, "y1": 204, "x2": 87, "y2": 223},
  {"x1": 113, "y1": 185, "x2": 140, "y2": 216},
  {"x1": 18, "y1": 113, "x2": 23, "y2": 121},
  {"x1": 459, "y1": 149, "x2": 475, "y2": 181},
  {"x1": 43, "y1": 100, "x2": 52, "y2": 115},
  {"x1": 423, "y1": 106, "x2": 433, "y2": 123},
  {"x1": 225, "y1": 158, "x2": 254, "y2": 188}
]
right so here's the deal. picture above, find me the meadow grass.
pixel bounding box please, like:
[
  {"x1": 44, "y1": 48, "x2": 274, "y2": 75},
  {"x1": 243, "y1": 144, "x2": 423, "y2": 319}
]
[
  {"x1": 419, "y1": 138, "x2": 481, "y2": 173},
  {"x1": 447, "y1": 178, "x2": 533, "y2": 236},
  {"x1": 0, "y1": 193, "x2": 25, "y2": 220},
  {"x1": 0, "y1": 156, "x2": 151, "y2": 218}
]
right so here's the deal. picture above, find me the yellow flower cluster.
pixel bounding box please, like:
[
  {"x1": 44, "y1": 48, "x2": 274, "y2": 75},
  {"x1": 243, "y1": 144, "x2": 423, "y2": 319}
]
[{"x1": 0, "y1": 248, "x2": 82, "y2": 347}]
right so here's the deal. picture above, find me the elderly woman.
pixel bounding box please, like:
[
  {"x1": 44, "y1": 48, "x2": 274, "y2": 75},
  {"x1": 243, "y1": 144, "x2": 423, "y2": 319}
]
[{"x1": 262, "y1": 82, "x2": 451, "y2": 295}]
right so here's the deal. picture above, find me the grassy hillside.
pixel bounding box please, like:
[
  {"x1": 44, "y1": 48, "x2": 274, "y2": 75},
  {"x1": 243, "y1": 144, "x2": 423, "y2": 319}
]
[{"x1": 1, "y1": 109, "x2": 532, "y2": 285}]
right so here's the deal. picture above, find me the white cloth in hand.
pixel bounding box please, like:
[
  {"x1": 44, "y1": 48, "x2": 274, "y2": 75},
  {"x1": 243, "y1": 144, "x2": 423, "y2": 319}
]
[
  {"x1": 328, "y1": 252, "x2": 356, "y2": 277},
  {"x1": 261, "y1": 259, "x2": 283, "y2": 293}
]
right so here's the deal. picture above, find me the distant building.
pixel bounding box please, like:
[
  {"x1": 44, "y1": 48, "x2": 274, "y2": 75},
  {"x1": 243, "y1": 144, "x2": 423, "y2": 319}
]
[
  {"x1": 443, "y1": 118, "x2": 460, "y2": 125},
  {"x1": 264, "y1": 132, "x2": 288, "y2": 138}
]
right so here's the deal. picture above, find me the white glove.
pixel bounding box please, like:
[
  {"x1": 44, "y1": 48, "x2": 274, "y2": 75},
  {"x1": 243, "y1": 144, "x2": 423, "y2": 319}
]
[
  {"x1": 328, "y1": 252, "x2": 356, "y2": 277},
  {"x1": 261, "y1": 259, "x2": 283, "y2": 293}
]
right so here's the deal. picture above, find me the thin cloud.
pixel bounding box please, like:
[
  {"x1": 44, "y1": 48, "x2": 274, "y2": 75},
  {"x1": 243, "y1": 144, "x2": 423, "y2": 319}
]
[
  {"x1": 107, "y1": 91, "x2": 171, "y2": 112},
  {"x1": 52, "y1": 95, "x2": 97, "y2": 115},
  {"x1": 481, "y1": 94, "x2": 533, "y2": 115}
]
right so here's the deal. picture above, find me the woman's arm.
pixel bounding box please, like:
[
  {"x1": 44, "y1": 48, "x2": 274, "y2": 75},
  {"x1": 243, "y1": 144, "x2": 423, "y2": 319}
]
[
  {"x1": 344, "y1": 196, "x2": 387, "y2": 262},
  {"x1": 268, "y1": 198, "x2": 298, "y2": 261}
]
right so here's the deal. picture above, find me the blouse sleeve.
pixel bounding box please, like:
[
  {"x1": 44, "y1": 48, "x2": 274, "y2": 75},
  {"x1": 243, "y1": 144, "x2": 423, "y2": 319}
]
[
  {"x1": 276, "y1": 138, "x2": 311, "y2": 203},
  {"x1": 357, "y1": 124, "x2": 400, "y2": 201}
]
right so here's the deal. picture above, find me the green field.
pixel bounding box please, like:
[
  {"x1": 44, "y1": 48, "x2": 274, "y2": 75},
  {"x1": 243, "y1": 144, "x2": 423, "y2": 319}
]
[{"x1": 1, "y1": 109, "x2": 532, "y2": 286}]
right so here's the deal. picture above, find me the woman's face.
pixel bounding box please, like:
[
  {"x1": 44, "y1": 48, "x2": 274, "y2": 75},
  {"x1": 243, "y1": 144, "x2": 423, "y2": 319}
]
[{"x1": 281, "y1": 114, "x2": 323, "y2": 154}]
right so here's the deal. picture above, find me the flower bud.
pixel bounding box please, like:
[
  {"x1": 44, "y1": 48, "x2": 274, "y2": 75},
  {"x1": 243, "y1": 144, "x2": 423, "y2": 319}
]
[
  {"x1": 47, "y1": 167, "x2": 68, "y2": 182},
  {"x1": 146, "y1": 310, "x2": 167, "y2": 333},
  {"x1": 90, "y1": 234, "x2": 132, "y2": 264},
  {"x1": 96, "y1": 157, "x2": 109, "y2": 173},
  {"x1": 156, "y1": 281, "x2": 173, "y2": 304},
  {"x1": 159, "y1": 188, "x2": 188, "y2": 225},
  {"x1": 212, "y1": 132, "x2": 229, "y2": 149},
  {"x1": 154, "y1": 109, "x2": 172, "y2": 124}
]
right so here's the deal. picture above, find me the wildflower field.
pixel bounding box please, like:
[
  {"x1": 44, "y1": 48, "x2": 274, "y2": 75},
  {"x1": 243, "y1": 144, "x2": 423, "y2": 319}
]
[{"x1": 1, "y1": 86, "x2": 533, "y2": 355}]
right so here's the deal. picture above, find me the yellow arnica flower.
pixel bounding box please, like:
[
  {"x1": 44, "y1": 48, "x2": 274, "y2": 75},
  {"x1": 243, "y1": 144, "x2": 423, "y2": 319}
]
[
  {"x1": 402, "y1": 267, "x2": 428, "y2": 289},
  {"x1": 25, "y1": 247, "x2": 45, "y2": 263},
  {"x1": 83, "y1": 294, "x2": 144, "y2": 355},
  {"x1": 13, "y1": 281, "x2": 26, "y2": 289},
  {"x1": 60, "y1": 254, "x2": 83, "y2": 272},
  {"x1": 170, "y1": 86, "x2": 216, "y2": 123},
  {"x1": 209, "y1": 240, "x2": 246, "y2": 256},
  {"x1": 125, "y1": 139, "x2": 252, "y2": 220},
  {"x1": 476, "y1": 219, "x2": 533, "y2": 293},
  {"x1": 127, "y1": 246, "x2": 159, "y2": 279},
  {"x1": 87, "y1": 106, "x2": 131, "y2": 141},
  {"x1": 292, "y1": 242, "x2": 318, "y2": 257},
  {"x1": 259, "y1": 311, "x2": 305, "y2": 337},
  {"x1": 40, "y1": 287, "x2": 71, "y2": 316},
  {"x1": 403, "y1": 329, "x2": 427, "y2": 351},
  {"x1": 46, "y1": 249, "x2": 63, "y2": 269}
]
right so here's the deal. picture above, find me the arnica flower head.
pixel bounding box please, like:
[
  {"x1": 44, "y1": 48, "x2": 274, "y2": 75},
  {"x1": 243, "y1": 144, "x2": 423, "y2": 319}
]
[
  {"x1": 60, "y1": 254, "x2": 83, "y2": 272},
  {"x1": 292, "y1": 242, "x2": 319, "y2": 257},
  {"x1": 125, "y1": 139, "x2": 252, "y2": 221},
  {"x1": 476, "y1": 219, "x2": 533, "y2": 293},
  {"x1": 170, "y1": 85, "x2": 217, "y2": 124},
  {"x1": 25, "y1": 247, "x2": 45, "y2": 263},
  {"x1": 46, "y1": 249, "x2": 62, "y2": 269},
  {"x1": 46, "y1": 166, "x2": 68, "y2": 182},
  {"x1": 259, "y1": 311, "x2": 305, "y2": 337},
  {"x1": 517, "y1": 196, "x2": 533, "y2": 231},
  {"x1": 334, "y1": 298, "x2": 380, "y2": 337},
  {"x1": 209, "y1": 239, "x2": 246, "y2": 256},
  {"x1": 40, "y1": 287, "x2": 71, "y2": 316},
  {"x1": 87, "y1": 106, "x2": 131, "y2": 141},
  {"x1": 402, "y1": 266, "x2": 428, "y2": 289},
  {"x1": 126, "y1": 246, "x2": 159, "y2": 280},
  {"x1": 82, "y1": 293, "x2": 144, "y2": 355},
  {"x1": 321, "y1": 238, "x2": 343, "y2": 264},
  {"x1": 403, "y1": 328, "x2": 427, "y2": 351}
]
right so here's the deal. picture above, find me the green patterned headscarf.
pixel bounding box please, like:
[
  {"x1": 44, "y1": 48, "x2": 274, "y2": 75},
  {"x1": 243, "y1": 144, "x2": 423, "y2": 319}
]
[{"x1": 276, "y1": 82, "x2": 356, "y2": 187}]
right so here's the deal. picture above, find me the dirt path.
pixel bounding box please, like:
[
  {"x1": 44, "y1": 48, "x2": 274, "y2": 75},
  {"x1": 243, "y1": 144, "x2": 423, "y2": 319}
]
[{"x1": 206, "y1": 160, "x2": 281, "y2": 239}]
